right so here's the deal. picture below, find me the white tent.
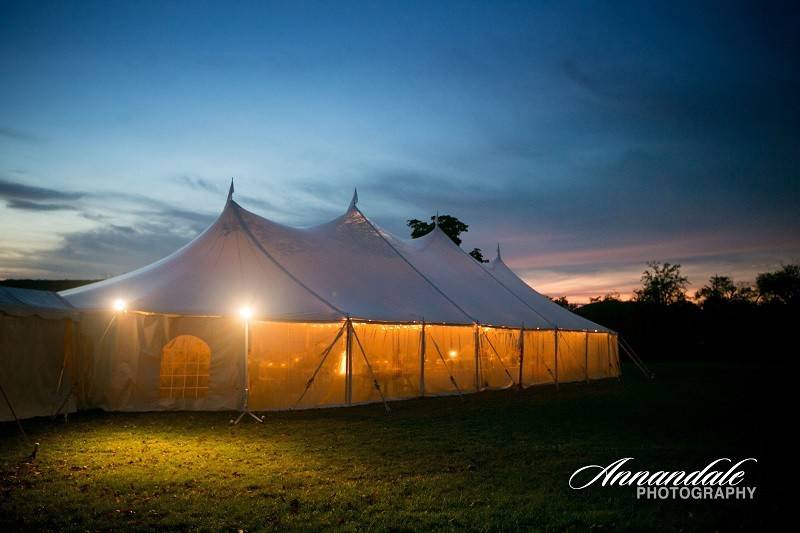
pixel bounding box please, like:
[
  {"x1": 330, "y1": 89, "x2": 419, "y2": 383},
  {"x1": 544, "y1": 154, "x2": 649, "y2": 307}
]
[
  {"x1": 60, "y1": 187, "x2": 619, "y2": 412},
  {"x1": 0, "y1": 287, "x2": 77, "y2": 421}
]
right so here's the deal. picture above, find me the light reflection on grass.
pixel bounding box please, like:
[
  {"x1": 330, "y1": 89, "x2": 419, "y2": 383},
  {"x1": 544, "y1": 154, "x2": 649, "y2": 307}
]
[{"x1": 1, "y1": 361, "x2": 771, "y2": 530}]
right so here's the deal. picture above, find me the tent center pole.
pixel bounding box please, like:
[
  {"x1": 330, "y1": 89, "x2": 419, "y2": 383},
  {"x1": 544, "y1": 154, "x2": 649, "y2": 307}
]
[
  {"x1": 474, "y1": 323, "x2": 481, "y2": 392},
  {"x1": 345, "y1": 316, "x2": 353, "y2": 406},
  {"x1": 518, "y1": 323, "x2": 525, "y2": 390},
  {"x1": 232, "y1": 318, "x2": 263, "y2": 424},
  {"x1": 585, "y1": 331, "x2": 590, "y2": 383},
  {"x1": 554, "y1": 328, "x2": 559, "y2": 391},
  {"x1": 419, "y1": 320, "x2": 426, "y2": 397}
]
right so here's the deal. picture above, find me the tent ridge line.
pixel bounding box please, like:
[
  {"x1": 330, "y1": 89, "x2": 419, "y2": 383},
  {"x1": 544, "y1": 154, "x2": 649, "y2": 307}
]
[
  {"x1": 480, "y1": 261, "x2": 558, "y2": 329},
  {"x1": 353, "y1": 207, "x2": 477, "y2": 324},
  {"x1": 431, "y1": 226, "x2": 558, "y2": 329},
  {"x1": 230, "y1": 201, "x2": 347, "y2": 318}
]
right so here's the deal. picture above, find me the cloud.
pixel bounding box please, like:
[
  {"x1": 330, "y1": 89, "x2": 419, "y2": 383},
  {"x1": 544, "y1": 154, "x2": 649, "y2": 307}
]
[
  {"x1": 0, "y1": 178, "x2": 83, "y2": 202},
  {"x1": 0, "y1": 177, "x2": 219, "y2": 278},
  {"x1": 1, "y1": 219, "x2": 203, "y2": 279},
  {"x1": 174, "y1": 175, "x2": 222, "y2": 194},
  {"x1": 171, "y1": 174, "x2": 316, "y2": 224},
  {"x1": 5, "y1": 199, "x2": 78, "y2": 211}
]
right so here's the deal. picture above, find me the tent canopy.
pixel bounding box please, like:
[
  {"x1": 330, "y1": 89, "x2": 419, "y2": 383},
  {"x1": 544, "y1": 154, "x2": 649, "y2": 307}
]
[
  {"x1": 62, "y1": 189, "x2": 607, "y2": 331},
  {"x1": 0, "y1": 286, "x2": 76, "y2": 320}
]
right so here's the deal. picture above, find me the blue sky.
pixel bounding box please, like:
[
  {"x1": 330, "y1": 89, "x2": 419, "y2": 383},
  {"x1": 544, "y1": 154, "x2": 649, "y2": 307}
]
[{"x1": 1, "y1": 0, "x2": 798, "y2": 300}]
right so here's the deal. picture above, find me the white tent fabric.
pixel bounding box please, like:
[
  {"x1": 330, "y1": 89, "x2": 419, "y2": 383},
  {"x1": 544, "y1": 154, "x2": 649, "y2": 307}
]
[
  {"x1": 0, "y1": 286, "x2": 76, "y2": 320},
  {"x1": 62, "y1": 194, "x2": 609, "y2": 331},
  {"x1": 0, "y1": 287, "x2": 77, "y2": 421},
  {"x1": 62, "y1": 201, "x2": 342, "y2": 321},
  {"x1": 483, "y1": 247, "x2": 610, "y2": 332},
  {"x1": 236, "y1": 203, "x2": 471, "y2": 324},
  {"x1": 55, "y1": 189, "x2": 619, "y2": 413},
  {"x1": 385, "y1": 226, "x2": 547, "y2": 327}
]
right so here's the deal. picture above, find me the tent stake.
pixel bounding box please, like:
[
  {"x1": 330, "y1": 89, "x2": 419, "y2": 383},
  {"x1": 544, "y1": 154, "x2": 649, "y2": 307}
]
[
  {"x1": 618, "y1": 336, "x2": 653, "y2": 379},
  {"x1": 0, "y1": 376, "x2": 38, "y2": 459},
  {"x1": 620, "y1": 335, "x2": 651, "y2": 377}
]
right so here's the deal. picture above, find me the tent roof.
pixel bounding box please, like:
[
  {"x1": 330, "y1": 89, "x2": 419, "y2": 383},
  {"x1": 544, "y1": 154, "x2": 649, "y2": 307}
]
[
  {"x1": 61, "y1": 189, "x2": 608, "y2": 330},
  {"x1": 388, "y1": 226, "x2": 553, "y2": 328},
  {"x1": 61, "y1": 200, "x2": 342, "y2": 321},
  {"x1": 483, "y1": 248, "x2": 609, "y2": 332},
  {"x1": 0, "y1": 286, "x2": 76, "y2": 320}
]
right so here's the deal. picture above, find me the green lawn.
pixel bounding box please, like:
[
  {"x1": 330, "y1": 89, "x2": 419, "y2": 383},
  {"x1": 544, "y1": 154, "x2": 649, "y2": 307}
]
[{"x1": 1, "y1": 360, "x2": 780, "y2": 531}]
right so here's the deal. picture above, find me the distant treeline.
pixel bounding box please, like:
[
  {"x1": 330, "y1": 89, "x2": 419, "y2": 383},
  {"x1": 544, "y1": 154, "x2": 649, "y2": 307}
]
[
  {"x1": 568, "y1": 263, "x2": 799, "y2": 360},
  {"x1": 0, "y1": 279, "x2": 99, "y2": 292}
]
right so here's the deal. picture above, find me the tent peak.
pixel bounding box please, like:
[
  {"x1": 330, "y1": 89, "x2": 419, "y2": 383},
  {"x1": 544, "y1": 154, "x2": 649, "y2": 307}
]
[
  {"x1": 349, "y1": 188, "x2": 358, "y2": 209},
  {"x1": 227, "y1": 178, "x2": 235, "y2": 201}
]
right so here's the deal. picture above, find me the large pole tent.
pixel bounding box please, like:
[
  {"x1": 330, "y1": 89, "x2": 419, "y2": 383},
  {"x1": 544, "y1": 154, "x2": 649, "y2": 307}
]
[{"x1": 59, "y1": 186, "x2": 620, "y2": 412}]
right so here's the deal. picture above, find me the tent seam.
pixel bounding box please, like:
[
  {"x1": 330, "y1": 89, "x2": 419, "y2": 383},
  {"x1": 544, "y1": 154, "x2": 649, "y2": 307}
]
[
  {"x1": 354, "y1": 207, "x2": 477, "y2": 324},
  {"x1": 230, "y1": 201, "x2": 347, "y2": 318},
  {"x1": 432, "y1": 227, "x2": 558, "y2": 329}
]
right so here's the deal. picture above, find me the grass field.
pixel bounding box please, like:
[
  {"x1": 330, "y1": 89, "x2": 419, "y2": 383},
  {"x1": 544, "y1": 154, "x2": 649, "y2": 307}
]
[{"x1": 0, "y1": 360, "x2": 782, "y2": 531}]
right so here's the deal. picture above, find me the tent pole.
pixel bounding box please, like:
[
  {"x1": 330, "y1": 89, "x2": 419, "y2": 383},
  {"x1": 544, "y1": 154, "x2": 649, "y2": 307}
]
[
  {"x1": 518, "y1": 323, "x2": 524, "y2": 390},
  {"x1": 428, "y1": 335, "x2": 464, "y2": 398},
  {"x1": 293, "y1": 321, "x2": 347, "y2": 409},
  {"x1": 345, "y1": 316, "x2": 353, "y2": 406},
  {"x1": 0, "y1": 375, "x2": 37, "y2": 458},
  {"x1": 618, "y1": 336, "x2": 651, "y2": 379},
  {"x1": 419, "y1": 320, "x2": 426, "y2": 397},
  {"x1": 474, "y1": 323, "x2": 481, "y2": 392},
  {"x1": 232, "y1": 317, "x2": 263, "y2": 424},
  {"x1": 554, "y1": 328, "x2": 559, "y2": 391},
  {"x1": 620, "y1": 335, "x2": 652, "y2": 378},
  {"x1": 585, "y1": 331, "x2": 590, "y2": 383},
  {"x1": 480, "y1": 330, "x2": 515, "y2": 387},
  {"x1": 350, "y1": 326, "x2": 390, "y2": 413},
  {"x1": 52, "y1": 381, "x2": 76, "y2": 421},
  {"x1": 56, "y1": 319, "x2": 70, "y2": 394},
  {"x1": 53, "y1": 319, "x2": 75, "y2": 423}
]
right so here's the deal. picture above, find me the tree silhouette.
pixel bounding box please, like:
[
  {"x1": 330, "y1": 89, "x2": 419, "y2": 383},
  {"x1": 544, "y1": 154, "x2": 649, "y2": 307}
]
[
  {"x1": 469, "y1": 248, "x2": 489, "y2": 263},
  {"x1": 407, "y1": 215, "x2": 469, "y2": 245},
  {"x1": 407, "y1": 215, "x2": 490, "y2": 263},
  {"x1": 589, "y1": 291, "x2": 621, "y2": 303},
  {"x1": 695, "y1": 275, "x2": 757, "y2": 306},
  {"x1": 695, "y1": 275, "x2": 737, "y2": 304},
  {"x1": 634, "y1": 262, "x2": 688, "y2": 305},
  {"x1": 549, "y1": 295, "x2": 578, "y2": 311},
  {"x1": 756, "y1": 264, "x2": 800, "y2": 305}
]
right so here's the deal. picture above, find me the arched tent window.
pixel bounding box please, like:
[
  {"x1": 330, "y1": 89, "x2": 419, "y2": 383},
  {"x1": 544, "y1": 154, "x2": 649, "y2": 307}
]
[{"x1": 160, "y1": 335, "x2": 211, "y2": 400}]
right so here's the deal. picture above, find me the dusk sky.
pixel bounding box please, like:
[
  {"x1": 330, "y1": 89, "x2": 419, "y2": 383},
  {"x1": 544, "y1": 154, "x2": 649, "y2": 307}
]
[{"x1": 1, "y1": 0, "x2": 798, "y2": 301}]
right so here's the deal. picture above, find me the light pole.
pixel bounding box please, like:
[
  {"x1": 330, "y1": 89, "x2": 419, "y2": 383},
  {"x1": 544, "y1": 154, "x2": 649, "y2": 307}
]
[{"x1": 231, "y1": 306, "x2": 263, "y2": 424}]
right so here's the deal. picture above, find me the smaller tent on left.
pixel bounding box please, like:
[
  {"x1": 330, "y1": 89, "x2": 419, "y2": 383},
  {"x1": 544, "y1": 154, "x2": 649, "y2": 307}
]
[{"x1": 0, "y1": 286, "x2": 77, "y2": 421}]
